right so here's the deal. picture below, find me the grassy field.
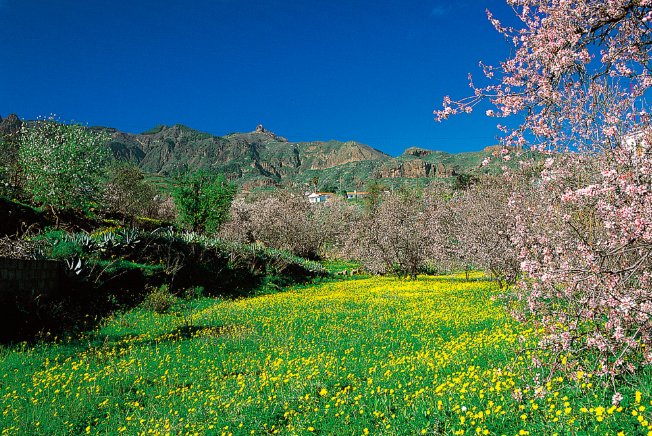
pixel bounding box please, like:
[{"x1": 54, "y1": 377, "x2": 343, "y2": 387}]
[{"x1": 2, "y1": 274, "x2": 652, "y2": 435}]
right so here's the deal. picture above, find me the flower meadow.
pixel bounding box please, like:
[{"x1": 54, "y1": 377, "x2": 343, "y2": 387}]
[{"x1": 2, "y1": 275, "x2": 652, "y2": 435}]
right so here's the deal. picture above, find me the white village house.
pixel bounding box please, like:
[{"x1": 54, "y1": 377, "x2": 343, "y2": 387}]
[
  {"x1": 307, "y1": 192, "x2": 332, "y2": 203},
  {"x1": 306, "y1": 191, "x2": 371, "y2": 203}
]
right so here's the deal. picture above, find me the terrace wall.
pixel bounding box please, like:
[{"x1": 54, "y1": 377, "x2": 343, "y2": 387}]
[{"x1": 0, "y1": 257, "x2": 62, "y2": 295}]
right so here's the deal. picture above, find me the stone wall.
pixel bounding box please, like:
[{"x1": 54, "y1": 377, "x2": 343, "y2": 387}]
[{"x1": 0, "y1": 257, "x2": 62, "y2": 295}]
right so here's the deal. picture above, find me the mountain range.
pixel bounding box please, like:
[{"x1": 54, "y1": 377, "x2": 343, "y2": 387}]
[{"x1": 1, "y1": 115, "x2": 518, "y2": 191}]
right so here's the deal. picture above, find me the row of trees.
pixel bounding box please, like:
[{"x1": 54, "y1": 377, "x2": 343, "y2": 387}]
[{"x1": 219, "y1": 179, "x2": 521, "y2": 285}]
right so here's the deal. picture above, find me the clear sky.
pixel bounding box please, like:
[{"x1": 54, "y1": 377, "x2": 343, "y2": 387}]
[{"x1": 1, "y1": 0, "x2": 516, "y2": 156}]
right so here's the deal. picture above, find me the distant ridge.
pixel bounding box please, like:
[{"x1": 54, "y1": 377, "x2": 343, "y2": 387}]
[{"x1": 0, "y1": 115, "x2": 520, "y2": 190}]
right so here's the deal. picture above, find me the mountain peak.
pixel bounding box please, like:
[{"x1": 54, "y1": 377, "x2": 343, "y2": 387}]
[{"x1": 250, "y1": 124, "x2": 288, "y2": 142}]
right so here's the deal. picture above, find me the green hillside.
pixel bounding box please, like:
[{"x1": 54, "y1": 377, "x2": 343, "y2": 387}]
[{"x1": 1, "y1": 115, "x2": 533, "y2": 191}]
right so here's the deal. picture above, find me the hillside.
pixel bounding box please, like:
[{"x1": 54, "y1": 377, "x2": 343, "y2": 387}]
[
  {"x1": 103, "y1": 123, "x2": 394, "y2": 189},
  {"x1": 1, "y1": 115, "x2": 526, "y2": 190},
  {"x1": 103, "y1": 122, "x2": 528, "y2": 189}
]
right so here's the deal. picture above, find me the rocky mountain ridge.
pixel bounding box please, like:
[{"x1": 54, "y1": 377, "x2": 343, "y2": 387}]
[{"x1": 0, "y1": 114, "x2": 512, "y2": 189}]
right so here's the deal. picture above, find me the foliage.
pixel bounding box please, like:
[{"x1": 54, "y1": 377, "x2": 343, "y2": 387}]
[
  {"x1": 4, "y1": 275, "x2": 652, "y2": 434},
  {"x1": 171, "y1": 170, "x2": 236, "y2": 233},
  {"x1": 220, "y1": 191, "x2": 356, "y2": 259},
  {"x1": 38, "y1": 225, "x2": 325, "y2": 292},
  {"x1": 0, "y1": 115, "x2": 24, "y2": 198},
  {"x1": 18, "y1": 118, "x2": 111, "y2": 212},
  {"x1": 141, "y1": 284, "x2": 177, "y2": 314},
  {"x1": 452, "y1": 173, "x2": 479, "y2": 191},
  {"x1": 439, "y1": 175, "x2": 523, "y2": 288},
  {"x1": 346, "y1": 190, "x2": 439, "y2": 279},
  {"x1": 104, "y1": 163, "x2": 158, "y2": 221},
  {"x1": 362, "y1": 179, "x2": 388, "y2": 211},
  {"x1": 320, "y1": 258, "x2": 362, "y2": 275},
  {"x1": 0, "y1": 139, "x2": 21, "y2": 198},
  {"x1": 512, "y1": 149, "x2": 652, "y2": 376},
  {"x1": 437, "y1": 0, "x2": 652, "y2": 375}
]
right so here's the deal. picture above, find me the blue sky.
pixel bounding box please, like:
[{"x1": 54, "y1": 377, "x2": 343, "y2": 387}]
[{"x1": 1, "y1": 0, "x2": 515, "y2": 156}]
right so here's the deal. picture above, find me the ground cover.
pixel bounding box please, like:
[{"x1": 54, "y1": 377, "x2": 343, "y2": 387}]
[{"x1": 2, "y1": 274, "x2": 652, "y2": 435}]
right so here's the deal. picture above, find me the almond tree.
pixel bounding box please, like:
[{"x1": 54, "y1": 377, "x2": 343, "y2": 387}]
[
  {"x1": 437, "y1": 1, "x2": 652, "y2": 374},
  {"x1": 220, "y1": 191, "x2": 344, "y2": 259},
  {"x1": 444, "y1": 176, "x2": 522, "y2": 288},
  {"x1": 346, "y1": 190, "x2": 440, "y2": 279}
]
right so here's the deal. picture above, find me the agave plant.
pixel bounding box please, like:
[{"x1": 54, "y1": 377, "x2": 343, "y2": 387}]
[
  {"x1": 66, "y1": 232, "x2": 96, "y2": 252},
  {"x1": 64, "y1": 256, "x2": 84, "y2": 277},
  {"x1": 116, "y1": 228, "x2": 141, "y2": 249},
  {"x1": 94, "y1": 231, "x2": 117, "y2": 253}
]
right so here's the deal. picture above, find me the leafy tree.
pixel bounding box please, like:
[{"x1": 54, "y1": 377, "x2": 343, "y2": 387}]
[
  {"x1": 172, "y1": 170, "x2": 236, "y2": 233},
  {"x1": 18, "y1": 118, "x2": 110, "y2": 212},
  {"x1": 104, "y1": 163, "x2": 158, "y2": 222},
  {"x1": 362, "y1": 179, "x2": 388, "y2": 211},
  {"x1": 310, "y1": 175, "x2": 319, "y2": 192}
]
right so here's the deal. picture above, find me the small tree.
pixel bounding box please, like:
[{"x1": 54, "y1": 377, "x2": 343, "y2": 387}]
[
  {"x1": 443, "y1": 175, "x2": 523, "y2": 288},
  {"x1": 347, "y1": 190, "x2": 438, "y2": 279},
  {"x1": 220, "y1": 190, "x2": 336, "y2": 259},
  {"x1": 104, "y1": 163, "x2": 158, "y2": 222},
  {"x1": 18, "y1": 118, "x2": 110, "y2": 212},
  {"x1": 172, "y1": 170, "x2": 236, "y2": 233}
]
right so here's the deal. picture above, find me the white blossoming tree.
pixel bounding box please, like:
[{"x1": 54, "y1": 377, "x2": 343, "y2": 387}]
[{"x1": 19, "y1": 118, "x2": 111, "y2": 213}]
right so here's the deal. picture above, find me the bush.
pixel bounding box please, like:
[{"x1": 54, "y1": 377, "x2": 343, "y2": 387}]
[
  {"x1": 104, "y1": 164, "x2": 158, "y2": 222},
  {"x1": 141, "y1": 285, "x2": 177, "y2": 314},
  {"x1": 34, "y1": 228, "x2": 84, "y2": 260},
  {"x1": 171, "y1": 170, "x2": 236, "y2": 233}
]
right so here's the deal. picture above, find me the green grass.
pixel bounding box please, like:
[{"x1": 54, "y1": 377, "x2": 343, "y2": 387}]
[
  {"x1": 320, "y1": 259, "x2": 362, "y2": 275},
  {"x1": 2, "y1": 275, "x2": 652, "y2": 435}
]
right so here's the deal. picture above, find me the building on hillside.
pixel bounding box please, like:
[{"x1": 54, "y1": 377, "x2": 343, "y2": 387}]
[
  {"x1": 346, "y1": 191, "x2": 369, "y2": 200},
  {"x1": 307, "y1": 192, "x2": 332, "y2": 203}
]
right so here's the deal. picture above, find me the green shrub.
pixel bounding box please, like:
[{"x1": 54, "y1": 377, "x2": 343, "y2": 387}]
[
  {"x1": 183, "y1": 286, "x2": 206, "y2": 299},
  {"x1": 141, "y1": 285, "x2": 177, "y2": 314},
  {"x1": 171, "y1": 170, "x2": 236, "y2": 233},
  {"x1": 104, "y1": 163, "x2": 158, "y2": 221},
  {"x1": 34, "y1": 228, "x2": 84, "y2": 260}
]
